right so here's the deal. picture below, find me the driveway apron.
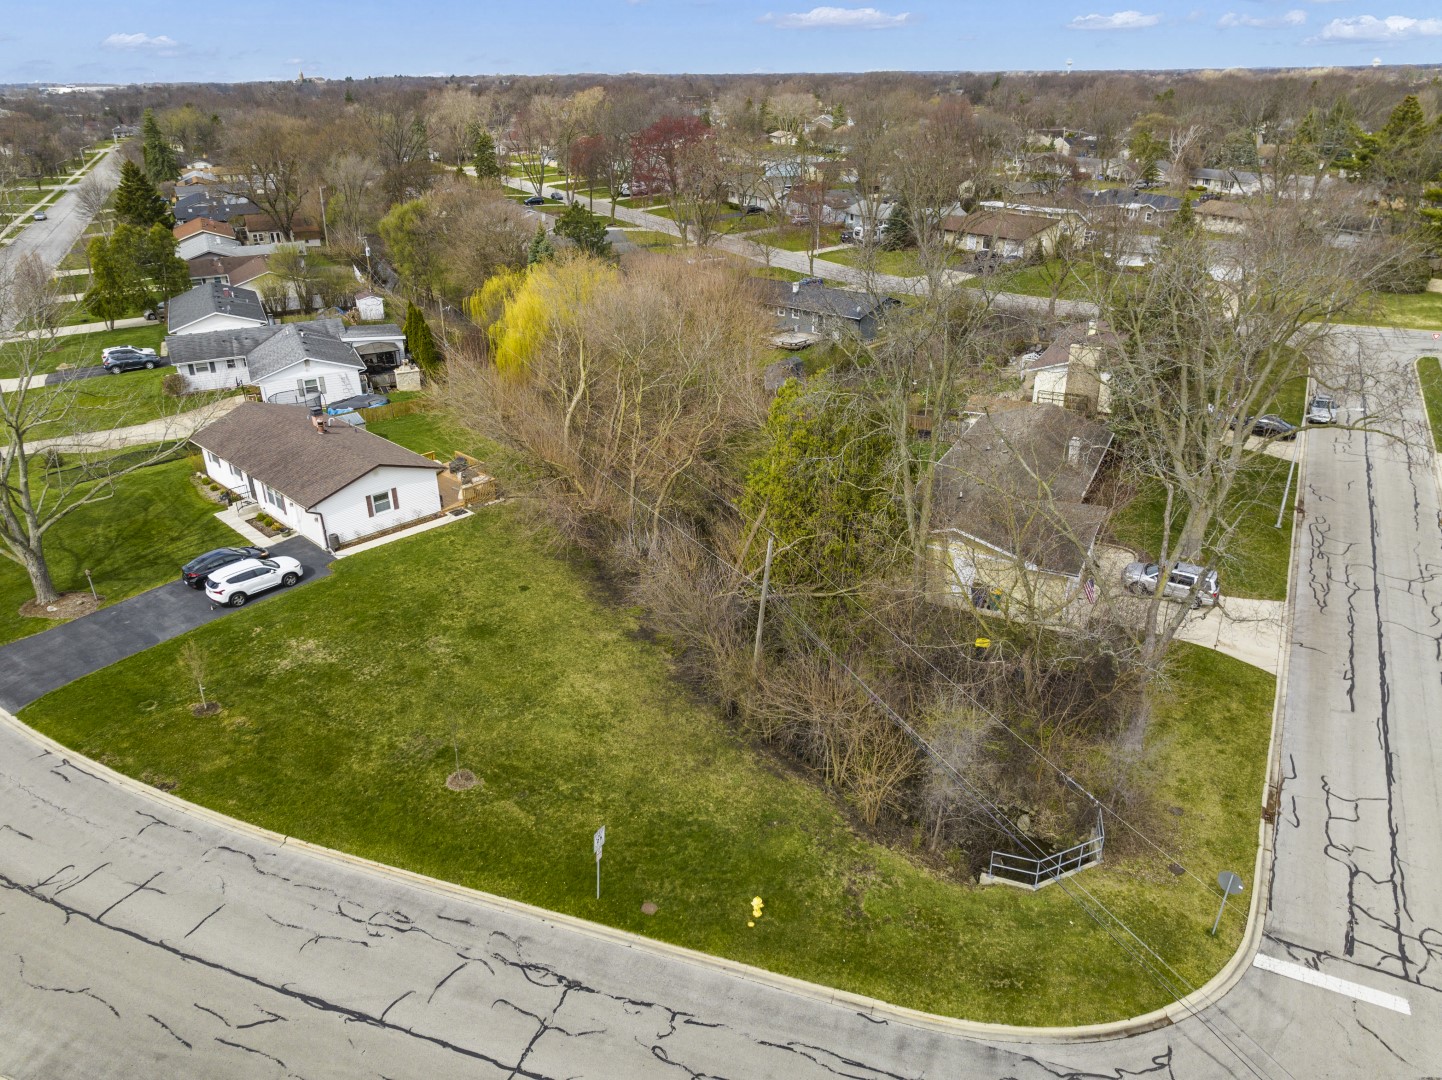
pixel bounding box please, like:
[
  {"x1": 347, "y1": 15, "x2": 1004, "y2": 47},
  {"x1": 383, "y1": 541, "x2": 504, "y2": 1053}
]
[{"x1": 0, "y1": 537, "x2": 332, "y2": 711}]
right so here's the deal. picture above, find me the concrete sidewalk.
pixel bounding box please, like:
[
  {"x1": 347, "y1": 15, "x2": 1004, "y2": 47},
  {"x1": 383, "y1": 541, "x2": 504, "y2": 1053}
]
[
  {"x1": 21, "y1": 395, "x2": 245, "y2": 451},
  {"x1": 0, "y1": 315, "x2": 151, "y2": 344},
  {"x1": 1172, "y1": 597, "x2": 1285, "y2": 673}
]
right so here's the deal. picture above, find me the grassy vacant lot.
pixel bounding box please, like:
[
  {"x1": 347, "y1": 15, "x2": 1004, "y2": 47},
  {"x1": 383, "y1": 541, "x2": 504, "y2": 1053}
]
[
  {"x1": 0, "y1": 455, "x2": 236, "y2": 647},
  {"x1": 1111, "y1": 451, "x2": 1295, "y2": 601},
  {"x1": 1343, "y1": 291, "x2": 1442, "y2": 331},
  {"x1": 968, "y1": 258, "x2": 1105, "y2": 301},
  {"x1": 0, "y1": 324, "x2": 164, "y2": 378},
  {"x1": 1418, "y1": 357, "x2": 1442, "y2": 450},
  {"x1": 21, "y1": 499, "x2": 1272, "y2": 1025},
  {"x1": 23, "y1": 367, "x2": 234, "y2": 439},
  {"x1": 752, "y1": 224, "x2": 843, "y2": 252},
  {"x1": 819, "y1": 245, "x2": 944, "y2": 278}
]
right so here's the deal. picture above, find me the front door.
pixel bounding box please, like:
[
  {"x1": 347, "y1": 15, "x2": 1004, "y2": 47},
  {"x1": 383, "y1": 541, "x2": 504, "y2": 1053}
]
[{"x1": 248, "y1": 477, "x2": 258, "y2": 500}]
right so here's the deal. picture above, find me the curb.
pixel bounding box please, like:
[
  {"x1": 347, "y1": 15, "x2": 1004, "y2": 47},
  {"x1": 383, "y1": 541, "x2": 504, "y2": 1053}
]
[
  {"x1": 0, "y1": 674, "x2": 1280, "y2": 1046},
  {"x1": 1413, "y1": 356, "x2": 1442, "y2": 499}
]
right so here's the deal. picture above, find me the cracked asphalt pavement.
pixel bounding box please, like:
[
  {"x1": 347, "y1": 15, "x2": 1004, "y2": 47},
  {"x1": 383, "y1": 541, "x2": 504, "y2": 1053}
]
[{"x1": 1, "y1": 326, "x2": 1440, "y2": 1079}]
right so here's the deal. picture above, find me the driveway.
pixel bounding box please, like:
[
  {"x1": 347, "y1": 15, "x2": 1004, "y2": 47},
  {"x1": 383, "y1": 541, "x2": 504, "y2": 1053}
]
[{"x1": 0, "y1": 536, "x2": 332, "y2": 712}]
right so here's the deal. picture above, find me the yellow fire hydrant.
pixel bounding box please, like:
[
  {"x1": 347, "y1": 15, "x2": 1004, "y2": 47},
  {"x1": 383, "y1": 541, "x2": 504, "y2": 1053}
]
[{"x1": 748, "y1": 895, "x2": 764, "y2": 927}]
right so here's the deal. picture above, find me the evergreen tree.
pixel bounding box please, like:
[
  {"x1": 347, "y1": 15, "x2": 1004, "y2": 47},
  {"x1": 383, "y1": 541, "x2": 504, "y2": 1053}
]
[
  {"x1": 83, "y1": 236, "x2": 140, "y2": 330},
  {"x1": 403, "y1": 302, "x2": 442, "y2": 375},
  {"x1": 553, "y1": 202, "x2": 611, "y2": 258},
  {"x1": 526, "y1": 224, "x2": 555, "y2": 265},
  {"x1": 881, "y1": 199, "x2": 913, "y2": 250},
  {"x1": 138, "y1": 223, "x2": 191, "y2": 301},
  {"x1": 472, "y1": 130, "x2": 502, "y2": 183},
  {"x1": 114, "y1": 160, "x2": 173, "y2": 229},
  {"x1": 141, "y1": 108, "x2": 179, "y2": 183}
]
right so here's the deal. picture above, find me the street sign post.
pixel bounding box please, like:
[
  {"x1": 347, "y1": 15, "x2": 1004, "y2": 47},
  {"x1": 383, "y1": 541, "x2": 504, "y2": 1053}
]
[
  {"x1": 593, "y1": 825, "x2": 606, "y2": 900},
  {"x1": 1211, "y1": 870, "x2": 1244, "y2": 935}
]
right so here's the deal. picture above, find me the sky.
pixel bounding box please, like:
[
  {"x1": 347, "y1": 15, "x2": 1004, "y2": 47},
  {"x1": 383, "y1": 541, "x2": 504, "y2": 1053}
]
[{"x1": 3, "y1": 0, "x2": 1440, "y2": 84}]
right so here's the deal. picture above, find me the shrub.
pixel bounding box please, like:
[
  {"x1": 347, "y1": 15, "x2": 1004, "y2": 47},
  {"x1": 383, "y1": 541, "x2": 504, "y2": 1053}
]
[{"x1": 162, "y1": 372, "x2": 191, "y2": 398}]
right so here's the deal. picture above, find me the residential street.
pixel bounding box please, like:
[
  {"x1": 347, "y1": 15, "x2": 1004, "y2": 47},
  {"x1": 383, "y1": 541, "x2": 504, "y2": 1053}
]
[{"x1": 0, "y1": 326, "x2": 1437, "y2": 1078}]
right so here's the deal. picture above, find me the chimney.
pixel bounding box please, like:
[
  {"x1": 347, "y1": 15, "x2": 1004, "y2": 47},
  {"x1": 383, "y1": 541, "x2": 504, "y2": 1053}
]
[
  {"x1": 792, "y1": 282, "x2": 799, "y2": 294},
  {"x1": 1067, "y1": 436, "x2": 1082, "y2": 466}
]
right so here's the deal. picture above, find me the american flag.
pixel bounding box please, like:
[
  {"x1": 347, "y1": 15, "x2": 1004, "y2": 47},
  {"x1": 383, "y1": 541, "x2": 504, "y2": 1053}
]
[{"x1": 1083, "y1": 578, "x2": 1098, "y2": 603}]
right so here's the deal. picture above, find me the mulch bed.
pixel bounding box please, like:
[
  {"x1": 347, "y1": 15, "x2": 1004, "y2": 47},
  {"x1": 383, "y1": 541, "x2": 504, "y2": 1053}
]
[{"x1": 19, "y1": 592, "x2": 104, "y2": 621}]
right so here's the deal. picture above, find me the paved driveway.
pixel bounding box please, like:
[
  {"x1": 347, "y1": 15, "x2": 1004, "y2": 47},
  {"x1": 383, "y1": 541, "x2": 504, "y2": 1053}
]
[{"x1": 0, "y1": 537, "x2": 331, "y2": 712}]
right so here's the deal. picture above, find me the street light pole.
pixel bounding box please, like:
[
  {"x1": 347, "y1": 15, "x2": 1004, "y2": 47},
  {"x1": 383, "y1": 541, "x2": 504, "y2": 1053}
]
[{"x1": 318, "y1": 184, "x2": 330, "y2": 248}]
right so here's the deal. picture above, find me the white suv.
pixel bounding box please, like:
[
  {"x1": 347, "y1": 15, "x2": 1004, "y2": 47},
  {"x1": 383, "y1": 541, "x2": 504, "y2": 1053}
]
[
  {"x1": 204, "y1": 556, "x2": 303, "y2": 607},
  {"x1": 1121, "y1": 561, "x2": 1220, "y2": 608}
]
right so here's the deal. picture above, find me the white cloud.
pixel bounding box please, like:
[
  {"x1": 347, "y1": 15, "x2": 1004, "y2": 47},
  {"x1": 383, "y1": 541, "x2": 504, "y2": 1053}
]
[
  {"x1": 1313, "y1": 14, "x2": 1442, "y2": 40},
  {"x1": 759, "y1": 6, "x2": 914, "y2": 30},
  {"x1": 1218, "y1": 9, "x2": 1306, "y2": 28},
  {"x1": 101, "y1": 32, "x2": 181, "y2": 52},
  {"x1": 1066, "y1": 10, "x2": 1162, "y2": 31}
]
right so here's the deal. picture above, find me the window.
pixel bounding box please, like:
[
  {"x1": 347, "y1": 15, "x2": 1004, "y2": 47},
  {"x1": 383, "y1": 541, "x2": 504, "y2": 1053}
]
[
  {"x1": 186, "y1": 361, "x2": 220, "y2": 375},
  {"x1": 298, "y1": 376, "x2": 326, "y2": 397},
  {"x1": 366, "y1": 488, "x2": 399, "y2": 516},
  {"x1": 204, "y1": 450, "x2": 218, "y2": 466},
  {"x1": 263, "y1": 485, "x2": 286, "y2": 512},
  {"x1": 226, "y1": 358, "x2": 237, "y2": 370}
]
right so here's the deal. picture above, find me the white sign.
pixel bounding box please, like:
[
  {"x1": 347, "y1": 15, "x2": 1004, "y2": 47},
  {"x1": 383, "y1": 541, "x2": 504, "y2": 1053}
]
[{"x1": 593, "y1": 825, "x2": 606, "y2": 861}]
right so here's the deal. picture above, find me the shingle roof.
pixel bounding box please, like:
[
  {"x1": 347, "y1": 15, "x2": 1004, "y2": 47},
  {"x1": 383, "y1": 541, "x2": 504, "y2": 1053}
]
[
  {"x1": 173, "y1": 217, "x2": 236, "y2": 241},
  {"x1": 167, "y1": 282, "x2": 269, "y2": 333},
  {"x1": 185, "y1": 252, "x2": 269, "y2": 285},
  {"x1": 1076, "y1": 189, "x2": 1182, "y2": 212},
  {"x1": 192, "y1": 402, "x2": 441, "y2": 509},
  {"x1": 932, "y1": 403, "x2": 1114, "y2": 577},
  {"x1": 757, "y1": 280, "x2": 890, "y2": 322},
  {"x1": 943, "y1": 209, "x2": 1057, "y2": 243},
  {"x1": 1026, "y1": 321, "x2": 1121, "y2": 371},
  {"x1": 244, "y1": 324, "x2": 364, "y2": 382},
  {"x1": 340, "y1": 323, "x2": 404, "y2": 342},
  {"x1": 172, "y1": 191, "x2": 264, "y2": 223},
  {"x1": 165, "y1": 319, "x2": 344, "y2": 365}
]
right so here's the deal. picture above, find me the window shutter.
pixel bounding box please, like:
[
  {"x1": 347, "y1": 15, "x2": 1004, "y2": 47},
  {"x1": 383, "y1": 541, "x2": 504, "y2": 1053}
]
[
  {"x1": 365, "y1": 495, "x2": 375, "y2": 517},
  {"x1": 391, "y1": 488, "x2": 399, "y2": 510},
  {"x1": 297, "y1": 377, "x2": 307, "y2": 395},
  {"x1": 317, "y1": 376, "x2": 327, "y2": 396}
]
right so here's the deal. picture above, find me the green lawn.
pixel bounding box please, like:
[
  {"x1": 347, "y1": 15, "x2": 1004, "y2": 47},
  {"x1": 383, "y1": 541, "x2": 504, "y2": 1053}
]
[
  {"x1": 1111, "y1": 451, "x2": 1295, "y2": 600},
  {"x1": 19, "y1": 500, "x2": 1274, "y2": 1025},
  {"x1": 617, "y1": 229, "x2": 680, "y2": 248},
  {"x1": 819, "y1": 245, "x2": 946, "y2": 278},
  {"x1": 0, "y1": 456, "x2": 237, "y2": 647},
  {"x1": 751, "y1": 225, "x2": 843, "y2": 252},
  {"x1": 0, "y1": 324, "x2": 165, "y2": 378},
  {"x1": 967, "y1": 258, "x2": 1103, "y2": 301},
  {"x1": 1417, "y1": 357, "x2": 1442, "y2": 450},
  {"x1": 23, "y1": 367, "x2": 234, "y2": 440},
  {"x1": 1342, "y1": 291, "x2": 1442, "y2": 330}
]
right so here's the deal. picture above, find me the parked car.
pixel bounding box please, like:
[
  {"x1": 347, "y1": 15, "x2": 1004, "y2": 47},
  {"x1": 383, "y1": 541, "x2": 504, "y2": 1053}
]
[
  {"x1": 523, "y1": 195, "x2": 546, "y2": 206},
  {"x1": 548, "y1": 191, "x2": 564, "y2": 202},
  {"x1": 1121, "y1": 561, "x2": 1220, "y2": 608},
  {"x1": 797, "y1": 276, "x2": 824, "y2": 286},
  {"x1": 144, "y1": 301, "x2": 167, "y2": 321},
  {"x1": 1306, "y1": 395, "x2": 1339, "y2": 425},
  {"x1": 181, "y1": 546, "x2": 269, "y2": 589},
  {"x1": 1240, "y1": 414, "x2": 1298, "y2": 440},
  {"x1": 204, "y1": 556, "x2": 303, "y2": 607},
  {"x1": 100, "y1": 346, "x2": 162, "y2": 373},
  {"x1": 744, "y1": 205, "x2": 765, "y2": 216},
  {"x1": 32, "y1": 211, "x2": 47, "y2": 221}
]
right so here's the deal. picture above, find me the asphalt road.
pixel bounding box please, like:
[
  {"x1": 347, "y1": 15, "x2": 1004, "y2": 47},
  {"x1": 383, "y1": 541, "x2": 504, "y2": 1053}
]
[
  {"x1": 1, "y1": 149, "x2": 117, "y2": 282},
  {"x1": 0, "y1": 328, "x2": 1438, "y2": 1079}
]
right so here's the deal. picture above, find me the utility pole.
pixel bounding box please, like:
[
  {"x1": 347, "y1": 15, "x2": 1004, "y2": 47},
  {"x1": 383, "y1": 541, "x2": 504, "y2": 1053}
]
[
  {"x1": 752, "y1": 536, "x2": 775, "y2": 672},
  {"x1": 318, "y1": 184, "x2": 329, "y2": 248}
]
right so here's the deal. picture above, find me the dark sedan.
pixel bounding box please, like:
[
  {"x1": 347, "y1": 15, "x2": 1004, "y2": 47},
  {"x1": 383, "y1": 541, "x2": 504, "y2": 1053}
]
[
  {"x1": 181, "y1": 546, "x2": 269, "y2": 589},
  {"x1": 1240, "y1": 414, "x2": 1299, "y2": 440},
  {"x1": 101, "y1": 347, "x2": 164, "y2": 374}
]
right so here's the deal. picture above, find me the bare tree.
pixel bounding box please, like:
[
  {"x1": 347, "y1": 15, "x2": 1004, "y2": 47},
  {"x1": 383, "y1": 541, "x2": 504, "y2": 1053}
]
[
  {"x1": 323, "y1": 151, "x2": 381, "y2": 255},
  {"x1": 224, "y1": 113, "x2": 317, "y2": 242},
  {"x1": 72, "y1": 172, "x2": 113, "y2": 233}
]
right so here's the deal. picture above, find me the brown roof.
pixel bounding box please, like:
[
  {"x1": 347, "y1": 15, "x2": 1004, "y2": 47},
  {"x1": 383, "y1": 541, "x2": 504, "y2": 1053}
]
[
  {"x1": 1194, "y1": 200, "x2": 1255, "y2": 221},
  {"x1": 932, "y1": 403, "x2": 1113, "y2": 576},
  {"x1": 186, "y1": 252, "x2": 270, "y2": 285},
  {"x1": 943, "y1": 209, "x2": 1057, "y2": 243},
  {"x1": 193, "y1": 402, "x2": 441, "y2": 509},
  {"x1": 1027, "y1": 321, "x2": 1121, "y2": 371},
  {"x1": 237, "y1": 214, "x2": 321, "y2": 241},
  {"x1": 173, "y1": 217, "x2": 236, "y2": 240}
]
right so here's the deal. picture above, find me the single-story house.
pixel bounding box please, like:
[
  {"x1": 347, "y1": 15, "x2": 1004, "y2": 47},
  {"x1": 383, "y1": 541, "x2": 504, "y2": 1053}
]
[
  {"x1": 941, "y1": 209, "x2": 1064, "y2": 260},
  {"x1": 172, "y1": 190, "x2": 265, "y2": 224},
  {"x1": 235, "y1": 214, "x2": 322, "y2": 247},
  {"x1": 768, "y1": 129, "x2": 798, "y2": 146},
  {"x1": 1194, "y1": 200, "x2": 1256, "y2": 234},
  {"x1": 167, "y1": 319, "x2": 370, "y2": 406},
  {"x1": 842, "y1": 197, "x2": 897, "y2": 241},
  {"x1": 193, "y1": 401, "x2": 445, "y2": 552},
  {"x1": 167, "y1": 281, "x2": 271, "y2": 337},
  {"x1": 1022, "y1": 321, "x2": 1120, "y2": 415},
  {"x1": 186, "y1": 252, "x2": 270, "y2": 289},
  {"x1": 758, "y1": 280, "x2": 898, "y2": 342},
  {"x1": 1191, "y1": 168, "x2": 1261, "y2": 197},
  {"x1": 930, "y1": 403, "x2": 1114, "y2": 618},
  {"x1": 1075, "y1": 189, "x2": 1181, "y2": 225},
  {"x1": 174, "y1": 218, "x2": 236, "y2": 245}
]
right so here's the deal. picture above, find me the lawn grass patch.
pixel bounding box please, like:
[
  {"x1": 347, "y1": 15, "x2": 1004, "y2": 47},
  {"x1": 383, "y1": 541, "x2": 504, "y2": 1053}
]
[
  {"x1": 0, "y1": 456, "x2": 237, "y2": 646},
  {"x1": 1111, "y1": 451, "x2": 1295, "y2": 600},
  {"x1": 1, "y1": 324, "x2": 165, "y2": 378},
  {"x1": 1342, "y1": 291, "x2": 1442, "y2": 331},
  {"x1": 818, "y1": 245, "x2": 941, "y2": 278},
  {"x1": 1417, "y1": 357, "x2": 1442, "y2": 451},
  {"x1": 751, "y1": 225, "x2": 843, "y2": 252},
  {"x1": 22, "y1": 367, "x2": 234, "y2": 440},
  {"x1": 965, "y1": 258, "x2": 1103, "y2": 301},
  {"x1": 20, "y1": 504, "x2": 1273, "y2": 1025}
]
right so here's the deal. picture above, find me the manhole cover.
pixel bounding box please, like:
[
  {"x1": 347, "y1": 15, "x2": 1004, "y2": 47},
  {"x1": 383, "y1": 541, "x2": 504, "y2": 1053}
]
[
  {"x1": 641, "y1": 902, "x2": 658, "y2": 916},
  {"x1": 1168, "y1": 862, "x2": 1185, "y2": 876},
  {"x1": 446, "y1": 769, "x2": 479, "y2": 791}
]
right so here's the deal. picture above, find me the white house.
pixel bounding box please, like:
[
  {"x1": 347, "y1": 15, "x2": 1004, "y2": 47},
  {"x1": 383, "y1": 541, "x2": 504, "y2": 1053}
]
[
  {"x1": 167, "y1": 281, "x2": 271, "y2": 336},
  {"x1": 193, "y1": 402, "x2": 445, "y2": 551},
  {"x1": 1191, "y1": 168, "x2": 1262, "y2": 196},
  {"x1": 167, "y1": 320, "x2": 369, "y2": 406}
]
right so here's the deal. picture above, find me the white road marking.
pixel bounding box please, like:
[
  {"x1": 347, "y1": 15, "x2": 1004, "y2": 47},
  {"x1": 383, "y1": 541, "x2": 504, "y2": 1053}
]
[{"x1": 1253, "y1": 953, "x2": 1412, "y2": 1015}]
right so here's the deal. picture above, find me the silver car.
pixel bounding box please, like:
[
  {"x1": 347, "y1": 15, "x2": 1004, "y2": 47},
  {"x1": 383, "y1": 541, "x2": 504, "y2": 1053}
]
[
  {"x1": 1121, "y1": 561, "x2": 1220, "y2": 608},
  {"x1": 1306, "y1": 394, "x2": 1338, "y2": 425}
]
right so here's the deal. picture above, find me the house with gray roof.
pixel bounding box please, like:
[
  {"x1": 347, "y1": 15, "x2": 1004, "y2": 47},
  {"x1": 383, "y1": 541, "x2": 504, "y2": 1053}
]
[
  {"x1": 167, "y1": 281, "x2": 270, "y2": 336},
  {"x1": 193, "y1": 402, "x2": 444, "y2": 552},
  {"x1": 166, "y1": 318, "x2": 368, "y2": 407},
  {"x1": 757, "y1": 280, "x2": 897, "y2": 341}
]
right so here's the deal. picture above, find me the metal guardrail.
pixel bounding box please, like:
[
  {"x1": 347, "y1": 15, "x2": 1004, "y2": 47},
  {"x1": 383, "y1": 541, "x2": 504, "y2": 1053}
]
[{"x1": 987, "y1": 808, "x2": 1105, "y2": 890}]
